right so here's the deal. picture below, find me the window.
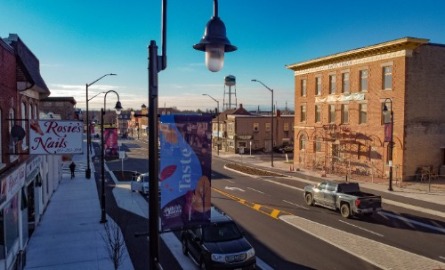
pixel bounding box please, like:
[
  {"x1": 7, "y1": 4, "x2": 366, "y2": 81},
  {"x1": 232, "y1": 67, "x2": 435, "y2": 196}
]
[
  {"x1": 315, "y1": 104, "x2": 321, "y2": 123},
  {"x1": 300, "y1": 104, "x2": 306, "y2": 122},
  {"x1": 360, "y1": 70, "x2": 368, "y2": 92},
  {"x1": 329, "y1": 75, "x2": 336, "y2": 94},
  {"x1": 283, "y1": 123, "x2": 289, "y2": 131},
  {"x1": 316, "y1": 77, "x2": 322, "y2": 96},
  {"x1": 265, "y1": 123, "x2": 271, "y2": 132},
  {"x1": 382, "y1": 102, "x2": 392, "y2": 124},
  {"x1": 315, "y1": 137, "x2": 322, "y2": 152},
  {"x1": 342, "y1": 72, "x2": 350, "y2": 93},
  {"x1": 21, "y1": 102, "x2": 27, "y2": 149},
  {"x1": 329, "y1": 104, "x2": 336, "y2": 123},
  {"x1": 359, "y1": 103, "x2": 367, "y2": 124},
  {"x1": 299, "y1": 134, "x2": 307, "y2": 150},
  {"x1": 341, "y1": 104, "x2": 349, "y2": 124},
  {"x1": 301, "y1": 79, "x2": 307, "y2": 97},
  {"x1": 0, "y1": 110, "x2": 2, "y2": 166},
  {"x1": 9, "y1": 109, "x2": 17, "y2": 162},
  {"x1": 253, "y1": 123, "x2": 259, "y2": 132},
  {"x1": 383, "y1": 66, "x2": 392, "y2": 89}
]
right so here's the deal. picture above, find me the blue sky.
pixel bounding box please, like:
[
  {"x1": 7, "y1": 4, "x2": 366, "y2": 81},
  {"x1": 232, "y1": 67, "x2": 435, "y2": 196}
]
[{"x1": 2, "y1": 0, "x2": 445, "y2": 112}]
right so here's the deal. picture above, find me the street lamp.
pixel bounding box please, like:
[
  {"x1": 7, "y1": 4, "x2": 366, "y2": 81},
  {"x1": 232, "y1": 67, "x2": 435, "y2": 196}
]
[
  {"x1": 382, "y1": 98, "x2": 394, "y2": 191},
  {"x1": 100, "y1": 90, "x2": 123, "y2": 223},
  {"x1": 202, "y1": 93, "x2": 220, "y2": 156},
  {"x1": 85, "y1": 73, "x2": 116, "y2": 179},
  {"x1": 252, "y1": 79, "x2": 274, "y2": 167},
  {"x1": 147, "y1": 0, "x2": 236, "y2": 268}
]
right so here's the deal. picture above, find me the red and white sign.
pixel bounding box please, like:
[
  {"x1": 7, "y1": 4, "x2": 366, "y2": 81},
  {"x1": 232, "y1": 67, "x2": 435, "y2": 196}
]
[{"x1": 29, "y1": 120, "x2": 83, "y2": 154}]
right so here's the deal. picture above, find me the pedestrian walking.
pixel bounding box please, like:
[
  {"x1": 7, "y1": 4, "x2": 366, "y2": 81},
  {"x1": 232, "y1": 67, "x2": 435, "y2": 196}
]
[{"x1": 69, "y1": 161, "x2": 76, "y2": 179}]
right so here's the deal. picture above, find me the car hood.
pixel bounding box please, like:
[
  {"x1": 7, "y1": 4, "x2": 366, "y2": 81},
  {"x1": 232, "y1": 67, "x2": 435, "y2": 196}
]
[{"x1": 203, "y1": 238, "x2": 252, "y2": 254}]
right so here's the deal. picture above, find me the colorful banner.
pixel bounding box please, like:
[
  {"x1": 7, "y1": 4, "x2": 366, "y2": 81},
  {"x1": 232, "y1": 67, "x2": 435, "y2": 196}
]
[
  {"x1": 160, "y1": 114, "x2": 212, "y2": 231},
  {"x1": 104, "y1": 128, "x2": 118, "y2": 157},
  {"x1": 29, "y1": 120, "x2": 83, "y2": 154},
  {"x1": 384, "y1": 123, "x2": 392, "y2": 142}
]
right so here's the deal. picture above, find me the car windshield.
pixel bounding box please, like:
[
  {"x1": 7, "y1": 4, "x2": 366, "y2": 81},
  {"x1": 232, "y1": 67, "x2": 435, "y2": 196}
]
[
  {"x1": 137, "y1": 174, "x2": 149, "y2": 182},
  {"x1": 202, "y1": 222, "x2": 243, "y2": 242}
]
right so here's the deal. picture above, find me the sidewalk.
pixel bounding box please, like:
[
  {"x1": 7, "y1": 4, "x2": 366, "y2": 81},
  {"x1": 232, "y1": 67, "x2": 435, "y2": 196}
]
[{"x1": 24, "y1": 145, "x2": 133, "y2": 270}]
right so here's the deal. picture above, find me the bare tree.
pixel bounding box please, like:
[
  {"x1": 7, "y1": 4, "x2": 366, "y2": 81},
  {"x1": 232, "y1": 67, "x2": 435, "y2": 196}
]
[{"x1": 102, "y1": 221, "x2": 127, "y2": 270}]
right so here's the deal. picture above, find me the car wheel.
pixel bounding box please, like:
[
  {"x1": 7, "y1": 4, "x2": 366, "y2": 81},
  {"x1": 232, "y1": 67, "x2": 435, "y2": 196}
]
[
  {"x1": 304, "y1": 193, "x2": 314, "y2": 206},
  {"x1": 340, "y1": 203, "x2": 351, "y2": 218},
  {"x1": 181, "y1": 238, "x2": 188, "y2": 256}
]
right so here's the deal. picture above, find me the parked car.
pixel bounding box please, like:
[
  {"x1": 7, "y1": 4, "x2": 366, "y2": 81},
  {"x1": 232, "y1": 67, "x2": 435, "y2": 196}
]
[
  {"x1": 181, "y1": 207, "x2": 256, "y2": 269},
  {"x1": 303, "y1": 180, "x2": 382, "y2": 218},
  {"x1": 131, "y1": 172, "x2": 149, "y2": 194}
]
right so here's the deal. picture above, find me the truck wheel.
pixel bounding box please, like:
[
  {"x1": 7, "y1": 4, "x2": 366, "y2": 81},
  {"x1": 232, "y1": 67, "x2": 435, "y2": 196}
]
[
  {"x1": 340, "y1": 203, "x2": 351, "y2": 218},
  {"x1": 304, "y1": 193, "x2": 314, "y2": 206}
]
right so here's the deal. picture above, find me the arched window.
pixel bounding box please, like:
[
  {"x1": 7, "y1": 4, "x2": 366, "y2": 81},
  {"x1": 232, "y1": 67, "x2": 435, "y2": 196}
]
[
  {"x1": 299, "y1": 134, "x2": 307, "y2": 151},
  {"x1": 9, "y1": 108, "x2": 18, "y2": 162},
  {"x1": 21, "y1": 101, "x2": 28, "y2": 149},
  {"x1": 0, "y1": 109, "x2": 3, "y2": 167}
]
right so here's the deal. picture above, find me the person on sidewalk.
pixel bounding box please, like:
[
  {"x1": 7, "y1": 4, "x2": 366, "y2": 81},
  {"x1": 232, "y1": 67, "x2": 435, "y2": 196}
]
[{"x1": 69, "y1": 161, "x2": 76, "y2": 179}]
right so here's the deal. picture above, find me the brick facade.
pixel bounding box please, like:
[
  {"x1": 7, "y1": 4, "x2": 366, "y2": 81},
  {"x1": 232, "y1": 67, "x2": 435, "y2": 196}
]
[{"x1": 287, "y1": 37, "x2": 445, "y2": 182}]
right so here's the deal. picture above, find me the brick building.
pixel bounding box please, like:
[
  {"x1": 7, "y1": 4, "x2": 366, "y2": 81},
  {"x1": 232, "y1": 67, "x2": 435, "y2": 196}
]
[
  {"x1": 39, "y1": 96, "x2": 77, "y2": 120},
  {"x1": 287, "y1": 37, "x2": 445, "y2": 182},
  {"x1": 0, "y1": 33, "x2": 59, "y2": 270}
]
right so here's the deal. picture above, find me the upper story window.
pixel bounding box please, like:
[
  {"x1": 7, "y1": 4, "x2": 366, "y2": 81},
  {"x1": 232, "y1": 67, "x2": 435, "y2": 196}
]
[
  {"x1": 359, "y1": 103, "x2": 367, "y2": 124},
  {"x1": 0, "y1": 109, "x2": 3, "y2": 167},
  {"x1": 21, "y1": 102, "x2": 28, "y2": 150},
  {"x1": 265, "y1": 123, "x2": 271, "y2": 132},
  {"x1": 341, "y1": 104, "x2": 349, "y2": 124},
  {"x1": 315, "y1": 104, "x2": 321, "y2": 123},
  {"x1": 383, "y1": 66, "x2": 393, "y2": 90},
  {"x1": 9, "y1": 108, "x2": 18, "y2": 162},
  {"x1": 283, "y1": 123, "x2": 289, "y2": 131},
  {"x1": 360, "y1": 69, "x2": 368, "y2": 92},
  {"x1": 300, "y1": 104, "x2": 307, "y2": 122},
  {"x1": 315, "y1": 77, "x2": 322, "y2": 96},
  {"x1": 328, "y1": 104, "x2": 336, "y2": 123},
  {"x1": 301, "y1": 79, "x2": 307, "y2": 97},
  {"x1": 342, "y1": 72, "x2": 350, "y2": 94},
  {"x1": 253, "y1": 122, "x2": 259, "y2": 132},
  {"x1": 329, "y1": 75, "x2": 336, "y2": 94}
]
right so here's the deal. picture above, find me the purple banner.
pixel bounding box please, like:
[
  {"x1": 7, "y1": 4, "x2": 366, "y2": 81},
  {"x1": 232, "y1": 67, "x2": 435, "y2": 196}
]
[
  {"x1": 160, "y1": 115, "x2": 212, "y2": 231},
  {"x1": 104, "y1": 128, "x2": 118, "y2": 157}
]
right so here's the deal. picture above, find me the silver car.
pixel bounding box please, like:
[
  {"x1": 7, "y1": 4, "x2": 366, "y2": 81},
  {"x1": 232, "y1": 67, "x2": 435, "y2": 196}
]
[{"x1": 131, "y1": 172, "x2": 149, "y2": 194}]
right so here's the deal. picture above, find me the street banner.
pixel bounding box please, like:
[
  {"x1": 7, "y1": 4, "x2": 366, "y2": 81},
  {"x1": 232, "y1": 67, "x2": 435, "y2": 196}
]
[
  {"x1": 104, "y1": 128, "x2": 118, "y2": 157},
  {"x1": 384, "y1": 123, "x2": 392, "y2": 142},
  {"x1": 29, "y1": 120, "x2": 83, "y2": 154},
  {"x1": 160, "y1": 114, "x2": 212, "y2": 231}
]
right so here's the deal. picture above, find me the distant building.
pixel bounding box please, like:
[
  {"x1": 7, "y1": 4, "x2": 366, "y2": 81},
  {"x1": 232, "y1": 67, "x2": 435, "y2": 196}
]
[
  {"x1": 287, "y1": 37, "x2": 445, "y2": 182},
  {"x1": 40, "y1": 96, "x2": 77, "y2": 120}
]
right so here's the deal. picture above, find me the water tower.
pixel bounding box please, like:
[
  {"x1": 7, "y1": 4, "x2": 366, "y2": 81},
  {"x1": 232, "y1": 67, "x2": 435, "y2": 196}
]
[{"x1": 223, "y1": 75, "x2": 237, "y2": 111}]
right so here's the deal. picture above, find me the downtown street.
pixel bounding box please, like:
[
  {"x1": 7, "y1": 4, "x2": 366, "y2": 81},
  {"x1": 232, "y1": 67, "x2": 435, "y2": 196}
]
[{"x1": 100, "y1": 138, "x2": 445, "y2": 270}]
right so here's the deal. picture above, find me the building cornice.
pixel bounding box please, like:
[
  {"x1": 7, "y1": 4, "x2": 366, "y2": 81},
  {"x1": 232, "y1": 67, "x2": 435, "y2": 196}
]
[{"x1": 286, "y1": 37, "x2": 429, "y2": 73}]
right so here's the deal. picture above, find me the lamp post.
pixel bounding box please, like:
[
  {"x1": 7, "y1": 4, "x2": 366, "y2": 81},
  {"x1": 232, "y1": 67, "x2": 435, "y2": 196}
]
[
  {"x1": 202, "y1": 94, "x2": 220, "y2": 156},
  {"x1": 85, "y1": 73, "x2": 116, "y2": 179},
  {"x1": 100, "y1": 90, "x2": 123, "y2": 223},
  {"x1": 147, "y1": 0, "x2": 236, "y2": 268},
  {"x1": 382, "y1": 98, "x2": 394, "y2": 191},
  {"x1": 252, "y1": 79, "x2": 274, "y2": 167}
]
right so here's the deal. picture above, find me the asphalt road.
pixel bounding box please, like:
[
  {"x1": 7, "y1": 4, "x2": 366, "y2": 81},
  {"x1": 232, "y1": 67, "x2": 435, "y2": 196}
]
[{"x1": 99, "y1": 139, "x2": 445, "y2": 269}]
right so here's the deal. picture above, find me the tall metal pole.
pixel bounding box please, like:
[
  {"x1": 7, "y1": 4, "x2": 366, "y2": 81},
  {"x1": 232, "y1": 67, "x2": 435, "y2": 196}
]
[
  {"x1": 252, "y1": 79, "x2": 274, "y2": 167},
  {"x1": 203, "y1": 94, "x2": 220, "y2": 156},
  {"x1": 85, "y1": 73, "x2": 116, "y2": 179},
  {"x1": 389, "y1": 109, "x2": 394, "y2": 191},
  {"x1": 383, "y1": 98, "x2": 394, "y2": 191},
  {"x1": 100, "y1": 108, "x2": 107, "y2": 223}
]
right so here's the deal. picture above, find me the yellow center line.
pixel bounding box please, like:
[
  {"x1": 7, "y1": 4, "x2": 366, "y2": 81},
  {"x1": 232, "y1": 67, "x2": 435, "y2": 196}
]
[{"x1": 212, "y1": 187, "x2": 293, "y2": 219}]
